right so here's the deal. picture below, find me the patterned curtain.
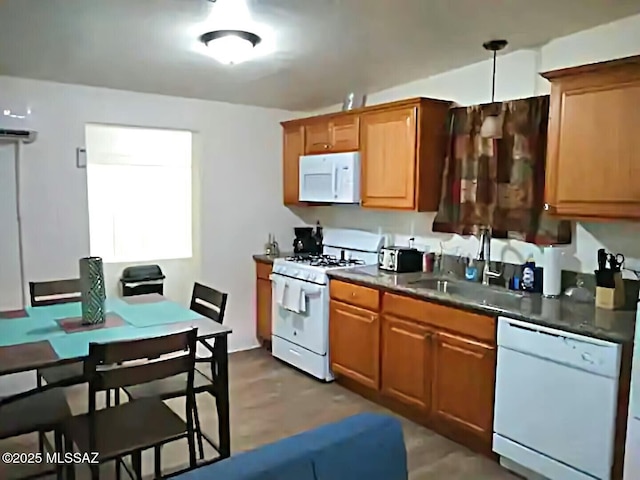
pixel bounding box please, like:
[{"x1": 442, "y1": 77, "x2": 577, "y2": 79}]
[{"x1": 433, "y1": 96, "x2": 571, "y2": 245}]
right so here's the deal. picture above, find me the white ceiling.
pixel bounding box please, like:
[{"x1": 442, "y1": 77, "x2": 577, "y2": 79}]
[{"x1": 1, "y1": 0, "x2": 639, "y2": 111}]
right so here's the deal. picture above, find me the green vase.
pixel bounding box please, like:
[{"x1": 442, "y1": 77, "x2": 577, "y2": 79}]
[{"x1": 80, "y1": 256, "x2": 106, "y2": 325}]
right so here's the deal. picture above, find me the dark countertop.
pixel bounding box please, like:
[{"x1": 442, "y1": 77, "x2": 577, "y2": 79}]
[
  {"x1": 253, "y1": 252, "x2": 292, "y2": 264},
  {"x1": 328, "y1": 265, "x2": 637, "y2": 344}
]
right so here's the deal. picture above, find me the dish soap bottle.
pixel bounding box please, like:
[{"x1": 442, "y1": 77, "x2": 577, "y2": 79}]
[
  {"x1": 522, "y1": 256, "x2": 536, "y2": 292},
  {"x1": 465, "y1": 258, "x2": 479, "y2": 281}
]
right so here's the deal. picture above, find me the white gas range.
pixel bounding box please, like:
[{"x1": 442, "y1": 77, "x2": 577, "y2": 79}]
[{"x1": 270, "y1": 228, "x2": 383, "y2": 381}]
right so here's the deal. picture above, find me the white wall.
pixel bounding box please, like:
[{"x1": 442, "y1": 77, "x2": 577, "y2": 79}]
[
  {"x1": 304, "y1": 13, "x2": 640, "y2": 275},
  {"x1": 0, "y1": 76, "x2": 304, "y2": 355}
]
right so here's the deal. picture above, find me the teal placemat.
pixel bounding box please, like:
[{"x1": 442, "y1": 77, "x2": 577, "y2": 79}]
[
  {"x1": 113, "y1": 300, "x2": 204, "y2": 327},
  {"x1": 27, "y1": 302, "x2": 83, "y2": 320},
  {"x1": 49, "y1": 324, "x2": 170, "y2": 360},
  {"x1": 0, "y1": 316, "x2": 63, "y2": 347}
]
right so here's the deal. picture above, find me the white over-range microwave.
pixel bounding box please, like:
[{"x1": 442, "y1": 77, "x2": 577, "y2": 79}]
[{"x1": 298, "y1": 152, "x2": 360, "y2": 204}]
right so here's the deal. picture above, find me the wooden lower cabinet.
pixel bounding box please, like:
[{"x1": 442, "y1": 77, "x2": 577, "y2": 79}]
[
  {"x1": 329, "y1": 280, "x2": 497, "y2": 455},
  {"x1": 255, "y1": 261, "x2": 272, "y2": 344},
  {"x1": 381, "y1": 314, "x2": 432, "y2": 411},
  {"x1": 432, "y1": 331, "x2": 496, "y2": 442},
  {"x1": 329, "y1": 300, "x2": 380, "y2": 390}
]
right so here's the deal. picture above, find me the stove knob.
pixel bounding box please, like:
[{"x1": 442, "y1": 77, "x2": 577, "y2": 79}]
[
  {"x1": 293, "y1": 270, "x2": 300, "y2": 277},
  {"x1": 306, "y1": 273, "x2": 314, "y2": 281}
]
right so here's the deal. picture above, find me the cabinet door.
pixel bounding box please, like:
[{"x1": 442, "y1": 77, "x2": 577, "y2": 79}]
[
  {"x1": 361, "y1": 107, "x2": 417, "y2": 209},
  {"x1": 330, "y1": 115, "x2": 359, "y2": 152},
  {"x1": 546, "y1": 76, "x2": 640, "y2": 219},
  {"x1": 432, "y1": 331, "x2": 495, "y2": 441},
  {"x1": 304, "y1": 122, "x2": 331, "y2": 154},
  {"x1": 256, "y1": 278, "x2": 272, "y2": 342},
  {"x1": 329, "y1": 300, "x2": 380, "y2": 389},
  {"x1": 381, "y1": 315, "x2": 432, "y2": 411},
  {"x1": 283, "y1": 124, "x2": 305, "y2": 205}
]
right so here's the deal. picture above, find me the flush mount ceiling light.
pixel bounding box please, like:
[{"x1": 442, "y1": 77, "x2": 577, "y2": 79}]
[
  {"x1": 480, "y1": 39, "x2": 508, "y2": 139},
  {"x1": 200, "y1": 29, "x2": 262, "y2": 65}
]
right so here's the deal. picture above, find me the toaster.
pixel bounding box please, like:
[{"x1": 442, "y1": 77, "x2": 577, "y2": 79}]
[{"x1": 378, "y1": 247, "x2": 423, "y2": 273}]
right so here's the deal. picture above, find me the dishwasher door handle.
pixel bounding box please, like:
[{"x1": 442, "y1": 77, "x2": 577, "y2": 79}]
[
  {"x1": 506, "y1": 321, "x2": 563, "y2": 339},
  {"x1": 498, "y1": 316, "x2": 618, "y2": 349}
]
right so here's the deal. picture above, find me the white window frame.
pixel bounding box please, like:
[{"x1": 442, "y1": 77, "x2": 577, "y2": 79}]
[{"x1": 85, "y1": 124, "x2": 193, "y2": 264}]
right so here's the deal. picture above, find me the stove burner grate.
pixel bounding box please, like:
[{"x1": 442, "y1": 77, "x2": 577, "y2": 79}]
[{"x1": 284, "y1": 254, "x2": 364, "y2": 268}]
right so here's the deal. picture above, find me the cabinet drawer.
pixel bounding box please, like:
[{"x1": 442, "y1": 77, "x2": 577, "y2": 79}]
[
  {"x1": 256, "y1": 261, "x2": 272, "y2": 280},
  {"x1": 330, "y1": 280, "x2": 379, "y2": 311},
  {"x1": 382, "y1": 292, "x2": 496, "y2": 343}
]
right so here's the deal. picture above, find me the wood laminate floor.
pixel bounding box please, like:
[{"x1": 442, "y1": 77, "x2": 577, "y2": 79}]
[{"x1": 1, "y1": 348, "x2": 516, "y2": 479}]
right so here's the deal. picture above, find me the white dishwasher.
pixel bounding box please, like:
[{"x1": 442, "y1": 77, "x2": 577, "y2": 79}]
[{"x1": 494, "y1": 317, "x2": 622, "y2": 480}]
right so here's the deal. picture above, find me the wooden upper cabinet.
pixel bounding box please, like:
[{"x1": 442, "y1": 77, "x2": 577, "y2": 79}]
[
  {"x1": 360, "y1": 99, "x2": 450, "y2": 211},
  {"x1": 542, "y1": 55, "x2": 640, "y2": 220},
  {"x1": 304, "y1": 115, "x2": 359, "y2": 154},
  {"x1": 282, "y1": 97, "x2": 450, "y2": 209},
  {"x1": 304, "y1": 122, "x2": 331, "y2": 153},
  {"x1": 330, "y1": 115, "x2": 359, "y2": 152},
  {"x1": 361, "y1": 107, "x2": 417, "y2": 209},
  {"x1": 282, "y1": 123, "x2": 305, "y2": 205}
]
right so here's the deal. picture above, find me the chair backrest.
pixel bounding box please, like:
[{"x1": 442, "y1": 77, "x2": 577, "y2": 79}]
[
  {"x1": 83, "y1": 329, "x2": 198, "y2": 453},
  {"x1": 84, "y1": 329, "x2": 198, "y2": 394},
  {"x1": 190, "y1": 283, "x2": 228, "y2": 324},
  {"x1": 29, "y1": 279, "x2": 81, "y2": 307}
]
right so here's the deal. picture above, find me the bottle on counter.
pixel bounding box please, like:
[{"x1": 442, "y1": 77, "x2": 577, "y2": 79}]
[
  {"x1": 465, "y1": 258, "x2": 479, "y2": 281},
  {"x1": 522, "y1": 256, "x2": 536, "y2": 292},
  {"x1": 422, "y1": 252, "x2": 434, "y2": 273},
  {"x1": 270, "y1": 235, "x2": 280, "y2": 257},
  {"x1": 313, "y1": 220, "x2": 323, "y2": 254},
  {"x1": 264, "y1": 233, "x2": 273, "y2": 255}
]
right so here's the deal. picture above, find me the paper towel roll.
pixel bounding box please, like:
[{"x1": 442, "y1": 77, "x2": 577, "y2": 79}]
[{"x1": 543, "y1": 246, "x2": 563, "y2": 297}]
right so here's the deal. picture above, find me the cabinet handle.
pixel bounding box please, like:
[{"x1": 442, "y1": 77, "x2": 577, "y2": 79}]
[
  {"x1": 324, "y1": 144, "x2": 330, "y2": 149},
  {"x1": 544, "y1": 203, "x2": 550, "y2": 211}
]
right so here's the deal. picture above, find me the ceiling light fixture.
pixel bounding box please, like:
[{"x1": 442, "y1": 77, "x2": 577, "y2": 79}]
[
  {"x1": 480, "y1": 39, "x2": 508, "y2": 139},
  {"x1": 200, "y1": 29, "x2": 262, "y2": 65}
]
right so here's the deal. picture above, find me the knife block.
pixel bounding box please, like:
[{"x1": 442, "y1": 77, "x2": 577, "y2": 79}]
[{"x1": 595, "y1": 273, "x2": 625, "y2": 310}]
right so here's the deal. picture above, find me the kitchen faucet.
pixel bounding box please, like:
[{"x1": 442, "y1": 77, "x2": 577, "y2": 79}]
[{"x1": 477, "y1": 226, "x2": 502, "y2": 285}]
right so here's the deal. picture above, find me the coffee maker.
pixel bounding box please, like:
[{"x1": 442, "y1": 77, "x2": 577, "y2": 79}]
[
  {"x1": 293, "y1": 227, "x2": 317, "y2": 255},
  {"x1": 293, "y1": 223, "x2": 323, "y2": 255}
]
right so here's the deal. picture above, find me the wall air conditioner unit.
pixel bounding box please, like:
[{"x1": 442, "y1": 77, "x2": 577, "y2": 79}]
[{"x1": 0, "y1": 128, "x2": 37, "y2": 144}]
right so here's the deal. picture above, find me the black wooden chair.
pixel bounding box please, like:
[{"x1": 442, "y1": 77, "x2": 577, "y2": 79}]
[
  {"x1": 0, "y1": 384, "x2": 72, "y2": 479},
  {"x1": 122, "y1": 283, "x2": 228, "y2": 460},
  {"x1": 30, "y1": 279, "x2": 85, "y2": 386},
  {"x1": 62, "y1": 329, "x2": 199, "y2": 480},
  {"x1": 29, "y1": 279, "x2": 86, "y2": 455}
]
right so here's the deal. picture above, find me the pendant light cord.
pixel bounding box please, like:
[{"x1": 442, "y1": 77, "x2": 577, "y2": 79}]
[{"x1": 491, "y1": 50, "x2": 497, "y2": 103}]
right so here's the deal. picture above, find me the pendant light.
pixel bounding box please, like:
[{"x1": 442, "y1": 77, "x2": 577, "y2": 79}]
[{"x1": 480, "y1": 39, "x2": 508, "y2": 139}]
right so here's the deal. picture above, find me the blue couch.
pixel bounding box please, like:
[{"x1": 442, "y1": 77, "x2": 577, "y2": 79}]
[{"x1": 176, "y1": 413, "x2": 408, "y2": 480}]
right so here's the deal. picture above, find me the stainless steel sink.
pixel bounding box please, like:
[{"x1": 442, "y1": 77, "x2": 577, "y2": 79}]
[{"x1": 408, "y1": 277, "x2": 524, "y2": 309}]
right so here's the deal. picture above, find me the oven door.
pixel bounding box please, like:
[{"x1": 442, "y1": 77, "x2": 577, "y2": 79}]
[
  {"x1": 271, "y1": 274, "x2": 328, "y2": 355},
  {"x1": 299, "y1": 154, "x2": 336, "y2": 203}
]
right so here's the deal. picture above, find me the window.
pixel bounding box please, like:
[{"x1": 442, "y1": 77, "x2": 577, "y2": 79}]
[{"x1": 85, "y1": 124, "x2": 192, "y2": 263}]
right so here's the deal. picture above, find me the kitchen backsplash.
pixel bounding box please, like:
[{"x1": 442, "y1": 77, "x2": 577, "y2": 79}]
[{"x1": 295, "y1": 205, "x2": 640, "y2": 279}]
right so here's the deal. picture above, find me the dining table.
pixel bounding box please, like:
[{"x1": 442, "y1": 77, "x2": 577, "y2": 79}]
[{"x1": 0, "y1": 293, "x2": 233, "y2": 466}]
